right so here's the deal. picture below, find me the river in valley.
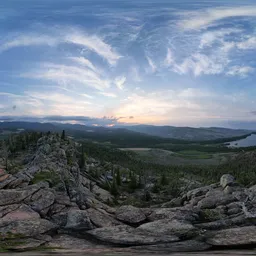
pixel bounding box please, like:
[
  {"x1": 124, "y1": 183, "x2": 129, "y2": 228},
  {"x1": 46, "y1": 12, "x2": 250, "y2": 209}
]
[{"x1": 227, "y1": 134, "x2": 256, "y2": 147}]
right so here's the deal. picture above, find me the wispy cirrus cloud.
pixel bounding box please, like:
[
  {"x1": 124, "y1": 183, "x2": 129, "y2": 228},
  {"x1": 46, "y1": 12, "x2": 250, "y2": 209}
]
[
  {"x1": 21, "y1": 63, "x2": 111, "y2": 91},
  {"x1": 99, "y1": 92, "x2": 117, "y2": 98},
  {"x1": 199, "y1": 28, "x2": 242, "y2": 49},
  {"x1": 164, "y1": 28, "x2": 255, "y2": 77},
  {"x1": 0, "y1": 28, "x2": 121, "y2": 65},
  {"x1": 146, "y1": 56, "x2": 157, "y2": 73},
  {"x1": 179, "y1": 6, "x2": 256, "y2": 30},
  {"x1": 25, "y1": 92, "x2": 92, "y2": 105},
  {"x1": 0, "y1": 34, "x2": 58, "y2": 52},
  {"x1": 237, "y1": 37, "x2": 256, "y2": 50},
  {"x1": 0, "y1": 90, "x2": 99, "y2": 116},
  {"x1": 64, "y1": 30, "x2": 121, "y2": 65},
  {"x1": 114, "y1": 76, "x2": 126, "y2": 90},
  {"x1": 227, "y1": 66, "x2": 255, "y2": 77},
  {"x1": 164, "y1": 48, "x2": 174, "y2": 67},
  {"x1": 68, "y1": 57, "x2": 97, "y2": 72}
]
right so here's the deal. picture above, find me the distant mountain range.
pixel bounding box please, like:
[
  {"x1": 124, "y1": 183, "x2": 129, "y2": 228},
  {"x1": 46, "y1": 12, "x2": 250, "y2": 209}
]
[
  {"x1": 122, "y1": 125, "x2": 254, "y2": 141},
  {"x1": 0, "y1": 121, "x2": 254, "y2": 142}
]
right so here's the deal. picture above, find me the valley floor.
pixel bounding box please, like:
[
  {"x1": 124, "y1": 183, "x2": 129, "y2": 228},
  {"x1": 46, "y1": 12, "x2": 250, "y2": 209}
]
[{"x1": 120, "y1": 148, "x2": 234, "y2": 166}]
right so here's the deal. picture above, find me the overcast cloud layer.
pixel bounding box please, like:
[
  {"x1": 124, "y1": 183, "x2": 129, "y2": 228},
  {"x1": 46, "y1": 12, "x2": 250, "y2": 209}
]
[{"x1": 0, "y1": 0, "x2": 256, "y2": 127}]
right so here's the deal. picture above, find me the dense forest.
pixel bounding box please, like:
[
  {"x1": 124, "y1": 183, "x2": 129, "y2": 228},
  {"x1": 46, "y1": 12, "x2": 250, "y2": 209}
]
[{"x1": 1, "y1": 130, "x2": 256, "y2": 191}]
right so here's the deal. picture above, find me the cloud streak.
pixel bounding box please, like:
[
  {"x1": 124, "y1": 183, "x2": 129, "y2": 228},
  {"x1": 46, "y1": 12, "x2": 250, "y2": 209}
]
[
  {"x1": 180, "y1": 6, "x2": 256, "y2": 30},
  {"x1": 22, "y1": 63, "x2": 111, "y2": 91},
  {"x1": 0, "y1": 28, "x2": 121, "y2": 65},
  {"x1": 115, "y1": 76, "x2": 126, "y2": 90}
]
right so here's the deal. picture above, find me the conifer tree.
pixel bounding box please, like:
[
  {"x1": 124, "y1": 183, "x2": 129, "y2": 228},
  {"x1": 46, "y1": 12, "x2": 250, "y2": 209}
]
[
  {"x1": 61, "y1": 130, "x2": 66, "y2": 140},
  {"x1": 129, "y1": 174, "x2": 137, "y2": 190},
  {"x1": 160, "y1": 173, "x2": 169, "y2": 186},
  {"x1": 116, "y1": 169, "x2": 121, "y2": 186},
  {"x1": 3, "y1": 141, "x2": 9, "y2": 171},
  {"x1": 79, "y1": 145, "x2": 85, "y2": 169},
  {"x1": 110, "y1": 178, "x2": 118, "y2": 196}
]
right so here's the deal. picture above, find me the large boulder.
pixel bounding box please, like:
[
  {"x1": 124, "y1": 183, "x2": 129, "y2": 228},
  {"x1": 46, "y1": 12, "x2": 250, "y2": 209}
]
[
  {"x1": 137, "y1": 219, "x2": 198, "y2": 238},
  {"x1": 250, "y1": 184, "x2": 256, "y2": 193},
  {"x1": 115, "y1": 205, "x2": 146, "y2": 224},
  {"x1": 87, "y1": 208, "x2": 121, "y2": 228},
  {"x1": 195, "y1": 214, "x2": 250, "y2": 230},
  {"x1": 28, "y1": 188, "x2": 55, "y2": 216},
  {"x1": 0, "y1": 219, "x2": 56, "y2": 237},
  {"x1": 206, "y1": 226, "x2": 256, "y2": 246},
  {"x1": 0, "y1": 189, "x2": 36, "y2": 206},
  {"x1": 220, "y1": 174, "x2": 235, "y2": 188},
  {"x1": 197, "y1": 194, "x2": 236, "y2": 209},
  {"x1": 87, "y1": 225, "x2": 179, "y2": 246},
  {"x1": 64, "y1": 209, "x2": 94, "y2": 230},
  {"x1": 185, "y1": 185, "x2": 214, "y2": 201},
  {"x1": 148, "y1": 208, "x2": 198, "y2": 223},
  {"x1": 91, "y1": 184, "x2": 113, "y2": 204},
  {"x1": 0, "y1": 204, "x2": 40, "y2": 222}
]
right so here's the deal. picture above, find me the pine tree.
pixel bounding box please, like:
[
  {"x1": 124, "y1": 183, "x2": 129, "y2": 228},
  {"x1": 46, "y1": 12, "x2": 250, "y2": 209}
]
[
  {"x1": 110, "y1": 178, "x2": 118, "y2": 196},
  {"x1": 129, "y1": 174, "x2": 137, "y2": 190},
  {"x1": 116, "y1": 169, "x2": 121, "y2": 186},
  {"x1": 79, "y1": 145, "x2": 85, "y2": 169},
  {"x1": 160, "y1": 173, "x2": 169, "y2": 186},
  {"x1": 61, "y1": 130, "x2": 66, "y2": 140},
  {"x1": 3, "y1": 141, "x2": 9, "y2": 171}
]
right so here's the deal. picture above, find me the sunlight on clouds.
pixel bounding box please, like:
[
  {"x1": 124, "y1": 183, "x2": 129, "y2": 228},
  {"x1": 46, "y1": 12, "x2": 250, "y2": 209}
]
[
  {"x1": 81, "y1": 93, "x2": 94, "y2": 99},
  {"x1": 114, "y1": 90, "x2": 202, "y2": 124},
  {"x1": 113, "y1": 89, "x2": 254, "y2": 125}
]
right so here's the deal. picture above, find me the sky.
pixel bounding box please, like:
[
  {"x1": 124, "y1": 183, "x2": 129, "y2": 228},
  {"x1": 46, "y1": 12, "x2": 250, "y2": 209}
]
[{"x1": 1, "y1": 0, "x2": 256, "y2": 128}]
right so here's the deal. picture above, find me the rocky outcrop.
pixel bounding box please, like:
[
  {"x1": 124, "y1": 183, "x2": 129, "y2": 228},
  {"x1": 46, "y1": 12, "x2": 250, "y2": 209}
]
[{"x1": 0, "y1": 134, "x2": 255, "y2": 252}]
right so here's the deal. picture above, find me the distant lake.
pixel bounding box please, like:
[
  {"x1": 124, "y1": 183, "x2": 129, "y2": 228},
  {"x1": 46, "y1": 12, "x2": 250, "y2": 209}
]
[{"x1": 228, "y1": 134, "x2": 256, "y2": 148}]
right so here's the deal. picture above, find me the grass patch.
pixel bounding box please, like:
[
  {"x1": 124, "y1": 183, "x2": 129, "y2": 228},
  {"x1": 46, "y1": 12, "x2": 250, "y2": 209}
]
[
  {"x1": 175, "y1": 150, "x2": 213, "y2": 159},
  {"x1": 31, "y1": 170, "x2": 61, "y2": 187},
  {"x1": 0, "y1": 239, "x2": 26, "y2": 251}
]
